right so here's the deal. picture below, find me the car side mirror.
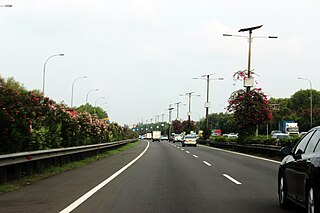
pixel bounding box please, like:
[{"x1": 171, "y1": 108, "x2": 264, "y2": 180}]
[{"x1": 280, "y1": 146, "x2": 292, "y2": 156}]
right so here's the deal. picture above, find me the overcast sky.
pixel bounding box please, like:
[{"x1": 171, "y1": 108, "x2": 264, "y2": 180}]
[{"x1": 0, "y1": 0, "x2": 319, "y2": 126}]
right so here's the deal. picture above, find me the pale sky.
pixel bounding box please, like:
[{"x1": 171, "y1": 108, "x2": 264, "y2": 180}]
[{"x1": 1, "y1": 0, "x2": 319, "y2": 126}]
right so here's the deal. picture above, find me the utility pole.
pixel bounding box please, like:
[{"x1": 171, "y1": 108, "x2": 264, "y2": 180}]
[
  {"x1": 223, "y1": 25, "x2": 277, "y2": 92},
  {"x1": 174, "y1": 102, "x2": 182, "y2": 120},
  {"x1": 168, "y1": 105, "x2": 174, "y2": 139},
  {"x1": 193, "y1": 75, "x2": 223, "y2": 130}
]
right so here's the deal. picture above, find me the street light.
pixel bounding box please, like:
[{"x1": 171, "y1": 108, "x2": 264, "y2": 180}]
[
  {"x1": 180, "y1": 92, "x2": 200, "y2": 124},
  {"x1": 42, "y1": 53, "x2": 64, "y2": 95},
  {"x1": 223, "y1": 25, "x2": 277, "y2": 92},
  {"x1": 95, "y1": 97, "x2": 106, "y2": 107},
  {"x1": 173, "y1": 102, "x2": 182, "y2": 120},
  {"x1": 167, "y1": 105, "x2": 174, "y2": 139},
  {"x1": 298, "y1": 77, "x2": 313, "y2": 128},
  {"x1": 85, "y1": 88, "x2": 99, "y2": 105},
  {"x1": 71, "y1": 76, "x2": 87, "y2": 107},
  {"x1": 193, "y1": 74, "x2": 224, "y2": 130}
]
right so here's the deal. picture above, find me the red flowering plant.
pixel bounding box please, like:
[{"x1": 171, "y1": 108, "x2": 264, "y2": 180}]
[
  {"x1": 233, "y1": 69, "x2": 259, "y2": 86},
  {"x1": 227, "y1": 88, "x2": 272, "y2": 141}
]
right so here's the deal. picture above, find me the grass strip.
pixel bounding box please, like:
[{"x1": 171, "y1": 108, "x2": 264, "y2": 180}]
[{"x1": 0, "y1": 140, "x2": 140, "y2": 193}]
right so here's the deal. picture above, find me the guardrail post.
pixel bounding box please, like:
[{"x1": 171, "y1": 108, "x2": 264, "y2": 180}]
[
  {"x1": 26, "y1": 162, "x2": 33, "y2": 176},
  {"x1": 35, "y1": 161, "x2": 44, "y2": 174},
  {"x1": 0, "y1": 167, "x2": 7, "y2": 184},
  {"x1": 14, "y1": 164, "x2": 22, "y2": 179}
]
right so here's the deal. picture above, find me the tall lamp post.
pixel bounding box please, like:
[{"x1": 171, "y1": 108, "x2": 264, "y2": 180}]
[
  {"x1": 180, "y1": 92, "x2": 200, "y2": 125},
  {"x1": 174, "y1": 102, "x2": 182, "y2": 120},
  {"x1": 193, "y1": 74, "x2": 224, "y2": 130},
  {"x1": 42, "y1": 53, "x2": 64, "y2": 95},
  {"x1": 95, "y1": 97, "x2": 106, "y2": 107},
  {"x1": 71, "y1": 76, "x2": 87, "y2": 107},
  {"x1": 167, "y1": 105, "x2": 174, "y2": 138},
  {"x1": 298, "y1": 77, "x2": 313, "y2": 128},
  {"x1": 223, "y1": 25, "x2": 277, "y2": 92},
  {"x1": 85, "y1": 88, "x2": 99, "y2": 105}
]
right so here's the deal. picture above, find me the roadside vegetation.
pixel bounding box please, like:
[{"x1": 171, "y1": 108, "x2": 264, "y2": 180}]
[{"x1": 0, "y1": 76, "x2": 137, "y2": 154}]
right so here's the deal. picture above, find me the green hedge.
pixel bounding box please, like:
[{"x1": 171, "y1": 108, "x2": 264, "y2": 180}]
[
  {"x1": 0, "y1": 78, "x2": 137, "y2": 154},
  {"x1": 210, "y1": 135, "x2": 301, "y2": 147}
]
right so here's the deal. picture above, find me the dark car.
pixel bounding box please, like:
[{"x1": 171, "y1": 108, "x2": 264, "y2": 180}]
[{"x1": 278, "y1": 126, "x2": 320, "y2": 213}]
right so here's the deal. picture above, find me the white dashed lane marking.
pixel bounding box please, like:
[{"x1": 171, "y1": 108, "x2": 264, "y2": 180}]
[
  {"x1": 203, "y1": 161, "x2": 212, "y2": 167},
  {"x1": 223, "y1": 174, "x2": 242, "y2": 185},
  {"x1": 193, "y1": 154, "x2": 199, "y2": 158}
]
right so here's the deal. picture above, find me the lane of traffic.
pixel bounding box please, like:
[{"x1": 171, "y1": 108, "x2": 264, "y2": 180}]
[
  {"x1": 71, "y1": 140, "x2": 252, "y2": 213},
  {"x1": 165, "y1": 141, "x2": 304, "y2": 212}
]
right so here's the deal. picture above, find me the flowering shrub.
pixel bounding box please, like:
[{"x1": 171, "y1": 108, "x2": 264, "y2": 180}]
[
  {"x1": 0, "y1": 77, "x2": 137, "y2": 154},
  {"x1": 227, "y1": 88, "x2": 272, "y2": 140},
  {"x1": 232, "y1": 69, "x2": 259, "y2": 86}
]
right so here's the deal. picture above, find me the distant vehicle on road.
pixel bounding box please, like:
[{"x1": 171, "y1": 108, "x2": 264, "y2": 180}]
[
  {"x1": 173, "y1": 134, "x2": 183, "y2": 143},
  {"x1": 146, "y1": 133, "x2": 152, "y2": 140},
  {"x1": 280, "y1": 121, "x2": 299, "y2": 136},
  {"x1": 271, "y1": 133, "x2": 289, "y2": 139},
  {"x1": 271, "y1": 130, "x2": 282, "y2": 136},
  {"x1": 278, "y1": 126, "x2": 320, "y2": 213},
  {"x1": 212, "y1": 129, "x2": 222, "y2": 136},
  {"x1": 139, "y1": 135, "x2": 145, "y2": 140},
  {"x1": 160, "y1": 135, "x2": 168, "y2": 141},
  {"x1": 182, "y1": 135, "x2": 197, "y2": 147},
  {"x1": 152, "y1": 131, "x2": 161, "y2": 142},
  {"x1": 227, "y1": 133, "x2": 238, "y2": 139}
]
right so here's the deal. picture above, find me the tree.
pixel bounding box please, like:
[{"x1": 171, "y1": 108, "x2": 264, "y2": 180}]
[
  {"x1": 288, "y1": 89, "x2": 320, "y2": 131},
  {"x1": 76, "y1": 104, "x2": 108, "y2": 119},
  {"x1": 227, "y1": 88, "x2": 272, "y2": 141},
  {"x1": 171, "y1": 120, "x2": 184, "y2": 134}
]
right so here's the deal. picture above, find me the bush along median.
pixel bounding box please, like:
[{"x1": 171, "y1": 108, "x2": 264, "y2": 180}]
[
  {"x1": 198, "y1": 135, "x2": 301, "y2": 159},
  {"x1": 0, "y1": 76, "x2": 137, "y2": 154}
]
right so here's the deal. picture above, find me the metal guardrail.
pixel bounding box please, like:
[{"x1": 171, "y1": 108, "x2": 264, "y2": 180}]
[
  {"x1": 0, "y1": 139, "x2": 137, "y2": 184},
  {"x1": 198, "y1": 140, "x2": 282, "y2": 156}
]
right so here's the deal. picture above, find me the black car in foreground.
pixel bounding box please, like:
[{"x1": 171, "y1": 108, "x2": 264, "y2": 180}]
[{"x1": 278, "y1": 126, "x2": 320, "y2": 213}]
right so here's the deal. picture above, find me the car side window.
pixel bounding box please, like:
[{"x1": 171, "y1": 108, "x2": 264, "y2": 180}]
[
  {"x1": 305, "y1": 130, "x2": 320, "y2": 154},
  {"x1": 313, "y1": 132, "x2": 320, "y2": 153},
  {"x1": 294, "y1": 131, "x2": 314, "y2": 155}
]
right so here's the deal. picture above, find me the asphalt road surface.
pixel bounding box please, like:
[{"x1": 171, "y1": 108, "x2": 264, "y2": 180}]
[{"x1": 0, "y1": 140, "x2": 305, "y2": 213}]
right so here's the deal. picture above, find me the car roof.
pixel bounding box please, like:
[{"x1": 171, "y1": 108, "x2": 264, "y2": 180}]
[{"x1": 311, "y1": 126, "x2": 320, "y2": 131}]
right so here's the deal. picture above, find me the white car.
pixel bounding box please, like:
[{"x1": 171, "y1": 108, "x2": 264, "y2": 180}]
[
  {"x1": 160, "y1": 135, "x2": 168, "y2": 141},
  {"x1": 227, "y1": 133, "x2": 238, "y2": 139},
  {"x1": 271, "y1": 133, "x2": 289, "y2": 139},
  {"x1": 173, "y1": 134, "x2": 183, "y2": 143},
  {"x1": 182, "y1": 135, "x2": 197, "y2": 147}
]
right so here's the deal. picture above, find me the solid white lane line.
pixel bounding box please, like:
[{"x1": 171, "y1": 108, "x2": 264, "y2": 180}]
[
  {"x1": 193, "y1": 154, "x2": 199, "y2": 158},
  {"x1": 203, "y1": 161, "x2": 212, "y2": 167},
  {"x1": 186, "y1": 151, "x2": 190, "y2": 154},
  {"x1": 59, "y1": 141, "x2": 150, "y2": 213},
  {"x1": 223, "y1": 174, "x2": 242, "y2": 185},
  {"x1": 199, "y1": 144, "x2": 280, "y2": 164}
]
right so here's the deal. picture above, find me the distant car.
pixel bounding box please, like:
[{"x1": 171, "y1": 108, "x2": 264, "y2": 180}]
[
  {"x1": 173, "y1": 134, "x2": 183, "y2": 143},
  {"x1": 138, "y1": 135, "x2": 145, "y2": 140},
  {"x1": 271, "y1": 130, "x2": 282, "y2": 136},
  {"x1": 182, "y1": 135, "x2": 197, "y2": 147},
  {"x1": 227, "y1": 133, "x2": 238, "y2": 139},
  {"x1": 278, "y1": 126, "x2": 320, "y2": 213},
  {"x1": 272, "y1": 133, "x2": 289, "y2": 139},
  {"x1": 160, "y1": 135, "x2": 168, "y2": 141}
]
